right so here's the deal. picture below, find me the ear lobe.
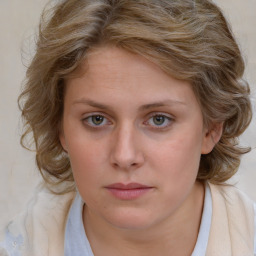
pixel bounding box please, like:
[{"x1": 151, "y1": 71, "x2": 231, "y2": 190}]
[
  {"x1": 201, "y1": 122, "x2": 223, "y2": 154},
  {"x1": 59, "y1": 131, "x2": 68, "y2": 153}
]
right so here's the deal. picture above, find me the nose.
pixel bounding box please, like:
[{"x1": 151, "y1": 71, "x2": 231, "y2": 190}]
[{"x1": 110, "y1": 123, "x2": 144, "y2": 171}]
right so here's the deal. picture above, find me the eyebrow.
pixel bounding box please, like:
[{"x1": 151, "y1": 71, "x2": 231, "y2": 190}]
[
  {"x1": 72, "y1": 98, "x2": 187, "y2": 110},
  {"x1": 138, "y1": 100, "x2": 186, "y2": 111},
  {"x1": 73, "y1": 99, "x2": 109, "y2": 109}
]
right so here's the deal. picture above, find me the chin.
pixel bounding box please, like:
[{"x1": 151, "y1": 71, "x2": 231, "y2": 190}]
[{"x1": 103, "y1": 209, "x2": 155, "y2": 231}]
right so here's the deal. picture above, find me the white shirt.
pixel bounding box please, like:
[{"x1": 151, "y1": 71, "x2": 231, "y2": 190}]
[{"x1": 65, "y1": 183, "x2": 256, "y2": 256}]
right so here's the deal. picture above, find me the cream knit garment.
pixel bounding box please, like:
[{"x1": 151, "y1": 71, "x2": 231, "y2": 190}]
[{"x1": 207, "y1": 183, "x2": 255, "y2": 256}]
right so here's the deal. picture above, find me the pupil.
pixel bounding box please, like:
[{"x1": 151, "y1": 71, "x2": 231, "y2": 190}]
[
  {"x1": 153, "y1": 116, "x2": 164, "y2": 125},
  {"x1": 92, "y1": 115, "x2": 103, "y2": 125}
]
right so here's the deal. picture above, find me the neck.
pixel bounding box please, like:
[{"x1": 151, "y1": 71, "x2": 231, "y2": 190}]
[{"x1": 83, "y1": 181, "x2": 204, "y2": 256}]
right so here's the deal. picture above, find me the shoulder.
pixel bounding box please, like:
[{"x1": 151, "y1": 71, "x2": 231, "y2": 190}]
[
  {"x1": 208, "y1": 182, "x2": 254, "y2": 210},
  {"x1": 0, "y1": 185, "x2": 76, "y2": 256},
  {"x1": 207, "y1": 182, "x2": 255, "y2": 255},
  {"x1": 208, "y1": 182, "x2": 255, "y2": 230}
]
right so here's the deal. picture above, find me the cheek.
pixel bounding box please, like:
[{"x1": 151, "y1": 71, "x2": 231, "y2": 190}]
[
  {"x1": 67, "y1": 136, "x2": 108, "y2": 185},
  {"x1": 68, "y1": 144, "x2": 106, "y2": 206},
  {"x1": 147, "y1": 131, "x2": 203, "y2": 181}
]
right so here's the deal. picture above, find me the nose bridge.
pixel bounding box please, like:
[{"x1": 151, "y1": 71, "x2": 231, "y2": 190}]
[{"x1": 110, "y1": 121, "x2": 143, "y2": 169}]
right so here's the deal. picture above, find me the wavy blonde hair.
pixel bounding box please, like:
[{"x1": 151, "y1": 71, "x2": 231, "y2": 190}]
[{"x1": 19, "y1": 0, "x2": 252, "y2": 193}]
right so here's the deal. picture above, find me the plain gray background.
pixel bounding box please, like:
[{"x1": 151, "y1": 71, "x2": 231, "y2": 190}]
[{"x1": 0, "y1": 0, "x2": 255, "y2": 231}]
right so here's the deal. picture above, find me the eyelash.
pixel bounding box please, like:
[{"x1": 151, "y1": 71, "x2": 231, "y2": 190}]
[
  {"x1": 82, "y1": 114, "x2": 112, "y2": 128},
  {"x1": 144, "y1": 113, "x2": 173, "y2": 129},
  {"x1": 82, "y1": 112, "x2": 174, "y2": 130}
]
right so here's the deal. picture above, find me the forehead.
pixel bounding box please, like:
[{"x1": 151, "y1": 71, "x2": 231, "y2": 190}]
[
  {"x1": 65, "y1": 46, "x2": 199, "y2": 110},
  {"x1": 75, "y1": 46, "x2": 170, "y2": 88},
  {"x1": 70, "y1": 46, "x2": 190, "y2": 88}
]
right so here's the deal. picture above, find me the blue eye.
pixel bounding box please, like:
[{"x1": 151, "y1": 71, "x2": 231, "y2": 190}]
[
  {"x1": 84, "y1": 115, "x2": 108, "y2": 126},
  {"x1": 147, "y1": 114, "x2": 172, "y2": 128}
]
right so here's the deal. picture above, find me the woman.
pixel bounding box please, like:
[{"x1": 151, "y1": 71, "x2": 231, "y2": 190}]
[{"x1": 0, "y1": 0, "x2": 255, "y2": 255}]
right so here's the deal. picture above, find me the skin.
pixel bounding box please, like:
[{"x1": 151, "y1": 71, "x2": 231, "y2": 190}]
[{"x1": 60, "y1": 46, "x2": 222, "y2": 256}]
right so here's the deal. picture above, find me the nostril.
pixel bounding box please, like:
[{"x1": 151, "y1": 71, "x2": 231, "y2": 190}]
[{"x1": 113, "y1": 163, "x2": 119, "y2": 168}]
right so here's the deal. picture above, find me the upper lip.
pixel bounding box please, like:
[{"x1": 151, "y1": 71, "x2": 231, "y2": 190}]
[{"x1": 106, "y1": 183, "x2": 152, "y2": 190}]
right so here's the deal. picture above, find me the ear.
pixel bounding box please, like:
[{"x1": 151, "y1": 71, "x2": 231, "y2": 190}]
[
  {"x1": 201, "y1": 122, "x2": 223, "y2": 154},
  {"x1": 59, "y1": 125, "x2": 68, "y2": 152},
  {"x1": 59, "y1": 133, "x2": 68, "y2": 152}
]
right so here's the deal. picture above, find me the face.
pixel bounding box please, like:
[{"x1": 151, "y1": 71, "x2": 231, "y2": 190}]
[{"x1": 60, "y1": 46, "x2": 217, "y2": 231}]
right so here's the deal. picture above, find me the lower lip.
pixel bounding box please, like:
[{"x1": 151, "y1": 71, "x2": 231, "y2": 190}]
[{"x1": 106, "y1": 188, "x2": 153, "y2": 200}]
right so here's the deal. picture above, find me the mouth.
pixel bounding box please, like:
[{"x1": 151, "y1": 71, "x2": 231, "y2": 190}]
[{"x1": 105, "y1": 183, "x2": 154, "y2": 200}]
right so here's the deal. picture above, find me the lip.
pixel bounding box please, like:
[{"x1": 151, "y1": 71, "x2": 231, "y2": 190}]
[{"x1": 105, "y1": 183, "x2": 153, "y2": 200}]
